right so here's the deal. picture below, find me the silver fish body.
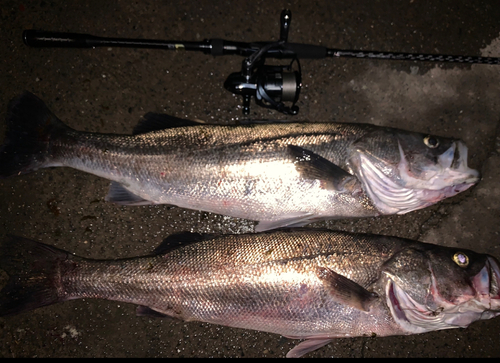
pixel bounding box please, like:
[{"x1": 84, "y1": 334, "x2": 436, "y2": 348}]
[
  {"x1": 1, "y1": 230, "x2": 499, "y2": 357},
  {"x1": 0, "y1": 92, "x2": 479, "y2": 231}
]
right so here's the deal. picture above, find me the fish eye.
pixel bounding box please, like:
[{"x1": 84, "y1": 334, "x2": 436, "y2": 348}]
[
  {"x1": 423, "y1": 135, "x2": 439, "y2": 148},
  {"x1": 452, "y1": 252, "x2": 469, "y2": 268}
]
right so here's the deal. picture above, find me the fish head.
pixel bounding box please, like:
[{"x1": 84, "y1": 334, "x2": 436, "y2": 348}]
[
  {"x1": 349, "y1": 128, "x2": 480, "y2": 214},
  {"x1": 382, "y1": 244, "x2": 500, "y2": 334}
]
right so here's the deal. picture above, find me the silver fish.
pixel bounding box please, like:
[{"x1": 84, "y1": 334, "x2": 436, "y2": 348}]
[
  {"x1": 1, "y1": 230, "x2": 499, "y2": 358},
  {"x1": 0, "y1": 92, "x2": 479, "y2": 231}
]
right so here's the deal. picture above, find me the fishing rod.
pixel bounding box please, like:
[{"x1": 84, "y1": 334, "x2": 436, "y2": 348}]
[{"x1": 22, "y1": 9, "x2": 500, "y2": 115}]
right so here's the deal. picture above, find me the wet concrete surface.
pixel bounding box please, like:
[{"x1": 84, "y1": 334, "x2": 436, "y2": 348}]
[{"x1": 1, "y1": 0, "x2": 500, "y2": 358}]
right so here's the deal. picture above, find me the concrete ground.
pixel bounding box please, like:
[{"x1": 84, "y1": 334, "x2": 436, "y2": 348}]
[{"x1": 1, "y1": 0, "x2": 500, "y2": 358}]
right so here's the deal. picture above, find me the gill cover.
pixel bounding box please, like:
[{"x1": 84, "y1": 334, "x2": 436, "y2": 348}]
[
  {"x1": 349, "y1": 129, "x2": 479, "y2": 215},
  {"x1": 382, "y1": 245, "x2": 500, "y2": 333}
]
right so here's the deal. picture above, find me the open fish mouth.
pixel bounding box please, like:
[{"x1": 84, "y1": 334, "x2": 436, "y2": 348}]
[
  {"x1": 386, "y1": 257, "x2": 500, "y2": 333},
  {"x1": 410, "y1": 141, "x2": 480, "y2": 189},
  {"x1": 357, "y1": 140, "x2": 479, "y2": 215},
  {"x1": 472, "y1": 257, "x2": 500, "y2": 311},
  {"x1": 386, "y1": 280, "x2": 444, "y2": 334}
]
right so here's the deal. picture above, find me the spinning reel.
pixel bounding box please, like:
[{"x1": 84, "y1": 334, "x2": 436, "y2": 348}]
[
  {"x1": 22, "y1": 9, "x2": 500, "y2": 116},
  {"x1": 223, "y1": 10, "x2": 301, "y2": 115}
]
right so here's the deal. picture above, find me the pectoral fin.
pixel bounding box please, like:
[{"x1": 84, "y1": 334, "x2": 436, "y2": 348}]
[
  {"x1": 317, "y1": 266, "x2": 378, "y2": 312},
  {"x1": 287, "y1": 145, "x2": 359, "y2": 192}
]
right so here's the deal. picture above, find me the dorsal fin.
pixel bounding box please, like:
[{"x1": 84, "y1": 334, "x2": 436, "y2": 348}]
[
  {"x1": 153, "y1": 231, "x2": 217, "y2": 254},
  {"x1": 133, "y1": 113, "x2": 204, "y2": 135}
]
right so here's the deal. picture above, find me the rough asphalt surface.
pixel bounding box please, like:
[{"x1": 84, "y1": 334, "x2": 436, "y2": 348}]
[{"x1": 1, "y1": 0, "x2": 500, "y2": 358}]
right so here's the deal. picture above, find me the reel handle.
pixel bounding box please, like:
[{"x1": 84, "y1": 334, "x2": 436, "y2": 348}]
[{"x1": 280, "y1": 9, "x2": 291, "y2": 42}]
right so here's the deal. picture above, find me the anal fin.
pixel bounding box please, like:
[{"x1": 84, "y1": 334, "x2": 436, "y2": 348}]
[
  {"x1": 105, "y1": 181, "x2": 155, "y2": 206},
  {"x1": 255, "y1": 213, "x2": 318, "y2": 232},
  {"x1": 286, "y1": 338, "x2": 333, "y2": 358},
  {"x1": 136, "y1": 305, "x2": 183, "y2": 321}
]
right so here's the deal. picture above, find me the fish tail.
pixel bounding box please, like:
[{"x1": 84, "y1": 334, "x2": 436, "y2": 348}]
[
  {"x1": 0, "y1": 91, "x2": 71, "y2": 178},
  {"x1": 0, "y1": 235, "x2": 72, "y2": 317}
]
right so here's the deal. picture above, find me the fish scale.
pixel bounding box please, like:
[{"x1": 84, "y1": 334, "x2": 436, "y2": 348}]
[
  {"x1": 59, "y1": 231, "x2": 388, "y2": 333},
  {"x1": 1, "y1": 229, "x2": 499, "y2": 357},
  {"x1": 0, "y1": 92, "x2": 480, "y2": 231}
]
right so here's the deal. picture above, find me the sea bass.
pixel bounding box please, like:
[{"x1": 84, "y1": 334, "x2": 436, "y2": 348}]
[
  {"x1": 0, "y1": 92, "x2": 479, "y2": 231},
  {"x1": 0, "y1": 230, "x2": 499, "y2": 357}
]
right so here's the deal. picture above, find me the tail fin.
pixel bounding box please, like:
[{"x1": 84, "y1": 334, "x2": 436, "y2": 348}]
[
  {"x1": 0, "y1": 91, "x2": 70, "y2": 178},
  {"x1": 0, "y1": 235, "x2": 72, "y2": 317}
]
